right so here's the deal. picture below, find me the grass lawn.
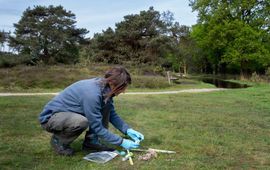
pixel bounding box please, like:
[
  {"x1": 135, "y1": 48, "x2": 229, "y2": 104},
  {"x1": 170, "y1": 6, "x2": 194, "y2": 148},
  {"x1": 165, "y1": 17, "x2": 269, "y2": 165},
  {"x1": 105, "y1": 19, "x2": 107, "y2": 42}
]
[{"x1": 0, "y1": 83, "x2": 270, "y2": 169}]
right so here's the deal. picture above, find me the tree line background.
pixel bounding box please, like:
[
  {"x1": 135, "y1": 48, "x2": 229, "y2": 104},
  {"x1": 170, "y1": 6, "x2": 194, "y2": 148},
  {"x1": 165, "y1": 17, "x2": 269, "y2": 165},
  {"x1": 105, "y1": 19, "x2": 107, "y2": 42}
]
[{"x1": 0, "y1": 0, "x2": 269, "y2": 78}]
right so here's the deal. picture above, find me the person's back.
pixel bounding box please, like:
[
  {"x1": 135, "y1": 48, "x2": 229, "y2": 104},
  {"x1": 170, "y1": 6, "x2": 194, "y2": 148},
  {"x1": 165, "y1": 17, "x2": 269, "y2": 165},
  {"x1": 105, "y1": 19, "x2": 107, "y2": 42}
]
[{"x1": 39, "y1": 78, "x2": 102, "y2": 124}]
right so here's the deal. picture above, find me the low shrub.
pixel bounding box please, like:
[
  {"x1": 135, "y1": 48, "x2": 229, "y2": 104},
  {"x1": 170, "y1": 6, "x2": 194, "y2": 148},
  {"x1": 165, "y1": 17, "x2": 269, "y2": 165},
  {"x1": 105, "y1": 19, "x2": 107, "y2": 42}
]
[
  {"x1": 125, "y1": 64, "x2": 165, "y2": 76},
  {"x1": 130, "y1": 75, "x2": 169, "y2": 89},
  {"x1": 250, "y1": 72, "x2": 269, "y2": 83},
  {"x1": 266, "y1": 67, "x2": 270, "y2": 77},
  {"x1": 0, "y1": 53, "x2": 31, "y2": 68},
  {"x1": 0, "y1": 65, "x2": 169, "y2": 90},
  {"x1": 0, "y1": 66, "x2": 94, "y2": 89}
]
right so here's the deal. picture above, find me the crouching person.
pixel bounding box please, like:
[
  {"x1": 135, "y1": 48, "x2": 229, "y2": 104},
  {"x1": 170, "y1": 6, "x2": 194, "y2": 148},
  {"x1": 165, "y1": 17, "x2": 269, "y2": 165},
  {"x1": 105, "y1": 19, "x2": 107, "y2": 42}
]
[{"x1": 38, "y1": 66, "x2": 144, "y2": 156}]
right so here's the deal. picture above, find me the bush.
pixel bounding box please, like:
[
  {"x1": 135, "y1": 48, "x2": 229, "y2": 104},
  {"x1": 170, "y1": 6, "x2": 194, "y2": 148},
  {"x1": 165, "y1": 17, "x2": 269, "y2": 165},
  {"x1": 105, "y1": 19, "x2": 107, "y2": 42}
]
[
  {"x1": 250, "y1": 72, "x2": 264, "y2": 82},
  {"x1": 0, "y1": 65, "x2": 169, "y2": 90},
  {"x1": 126, "y1": 64, "x2": 165, "y2": 76},
  {"x1": 266, "y1": 67, "x2": 270, "y2": 77},
  {"x1": 0, "y1": 66, "x2": 94, "y2": 89},
  {"x1": 130, "y1": 75, "x2": 169, "y2": 89},
  {"x1": 0, "y1": 52, "x2": 31, "y2": 68}
]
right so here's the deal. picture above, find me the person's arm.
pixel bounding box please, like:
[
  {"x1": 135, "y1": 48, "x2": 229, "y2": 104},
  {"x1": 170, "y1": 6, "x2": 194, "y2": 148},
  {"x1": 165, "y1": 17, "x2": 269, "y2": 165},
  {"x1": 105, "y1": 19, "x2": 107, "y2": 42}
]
[
  {"x1": 109, "y1": 100, "x2": 130, "y2": 134},
  {"x1": 82, "y1": 94, "x2": 123, "y2": 145},
  {"x1": 109, "y1": 100, "x2": 144, "y2": 142}
]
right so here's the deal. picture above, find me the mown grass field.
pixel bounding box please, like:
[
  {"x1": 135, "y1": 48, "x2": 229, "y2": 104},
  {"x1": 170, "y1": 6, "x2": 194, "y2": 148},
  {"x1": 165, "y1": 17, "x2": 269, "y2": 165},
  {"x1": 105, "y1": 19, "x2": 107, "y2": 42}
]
[{"x1": 0, "y1": 82, "x2": 270, "y2": 170}]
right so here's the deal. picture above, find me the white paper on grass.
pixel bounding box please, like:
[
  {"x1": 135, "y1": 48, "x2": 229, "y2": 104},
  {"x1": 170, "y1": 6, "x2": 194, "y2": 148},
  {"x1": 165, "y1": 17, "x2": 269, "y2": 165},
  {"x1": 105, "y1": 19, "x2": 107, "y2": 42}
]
[{"x1": 83, "y1": 151, "x2": 118, "y2": 164}]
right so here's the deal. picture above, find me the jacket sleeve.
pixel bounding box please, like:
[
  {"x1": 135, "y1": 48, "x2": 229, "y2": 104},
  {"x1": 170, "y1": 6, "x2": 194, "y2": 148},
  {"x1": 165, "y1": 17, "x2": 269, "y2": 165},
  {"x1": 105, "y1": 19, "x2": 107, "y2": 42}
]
[
  {"x1": 82, "y1": 94, "x2": 123, "y2": 145},
  {"x1": 109, "y1": 100, "x2": 130, "y2": 134}
]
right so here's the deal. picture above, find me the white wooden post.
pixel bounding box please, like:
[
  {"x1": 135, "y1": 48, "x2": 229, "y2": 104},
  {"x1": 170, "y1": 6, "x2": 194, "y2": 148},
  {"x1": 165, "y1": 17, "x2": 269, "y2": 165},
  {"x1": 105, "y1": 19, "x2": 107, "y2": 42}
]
[{"x1": 167, "y1": 71, "x2": 171, "y2": 84}]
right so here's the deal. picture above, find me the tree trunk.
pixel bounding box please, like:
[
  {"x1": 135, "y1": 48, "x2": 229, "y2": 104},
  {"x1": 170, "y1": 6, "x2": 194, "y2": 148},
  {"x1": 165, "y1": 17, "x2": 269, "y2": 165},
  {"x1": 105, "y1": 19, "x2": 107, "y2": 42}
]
[
  {"x1": 240, "y1": 68, "x2": 244, "y2": 80},
  {"x1": 240, "y1": 61, "x2": 247, "y2": 80},
  {"x1": 183, "y1": 63, "x2": 187, "y2": 75},
  {"x1": 43, "y1": 45, "x2": 50, "y2": 64},
  {"x1": 167, "y1": 71, "x2": 171, "y2": 84}
]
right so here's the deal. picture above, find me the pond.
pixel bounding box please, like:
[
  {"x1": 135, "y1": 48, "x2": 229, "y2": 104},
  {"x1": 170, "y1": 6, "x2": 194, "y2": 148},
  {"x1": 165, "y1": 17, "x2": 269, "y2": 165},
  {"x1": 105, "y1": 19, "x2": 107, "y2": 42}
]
[{"x1": 199, "y1": 78, "x2": 250, "y2": 89}]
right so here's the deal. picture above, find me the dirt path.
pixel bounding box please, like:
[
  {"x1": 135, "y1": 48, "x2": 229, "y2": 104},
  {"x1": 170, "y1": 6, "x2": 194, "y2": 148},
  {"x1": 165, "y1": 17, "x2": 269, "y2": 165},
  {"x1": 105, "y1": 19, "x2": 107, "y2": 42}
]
[{"x1": 0, "y1": 88, "x2": 226, "y2": 96}]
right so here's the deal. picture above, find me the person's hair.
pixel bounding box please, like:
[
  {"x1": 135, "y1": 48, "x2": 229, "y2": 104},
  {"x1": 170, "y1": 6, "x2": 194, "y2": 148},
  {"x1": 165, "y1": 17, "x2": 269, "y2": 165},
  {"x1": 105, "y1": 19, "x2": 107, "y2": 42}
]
[{"x1": 103, "y1": 66, "x2": 131, "y2": 100}]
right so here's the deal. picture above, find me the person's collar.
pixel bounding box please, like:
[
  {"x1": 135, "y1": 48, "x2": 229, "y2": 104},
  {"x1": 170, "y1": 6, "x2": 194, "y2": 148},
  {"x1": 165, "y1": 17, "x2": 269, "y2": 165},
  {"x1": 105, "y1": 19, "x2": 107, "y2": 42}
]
[
  {"x1": 99, "y1": 79, "x2": 113, "y2": 103},
  {"x1": 102, "y1": 85, "x2": 111, "y2": 97}
]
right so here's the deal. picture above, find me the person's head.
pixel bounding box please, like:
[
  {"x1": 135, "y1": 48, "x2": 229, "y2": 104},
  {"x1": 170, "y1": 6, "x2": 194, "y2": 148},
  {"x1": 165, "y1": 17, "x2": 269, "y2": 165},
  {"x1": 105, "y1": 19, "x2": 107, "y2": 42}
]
[{"x1": 103, "y1": 66, "x2": 131, "y2": 99}]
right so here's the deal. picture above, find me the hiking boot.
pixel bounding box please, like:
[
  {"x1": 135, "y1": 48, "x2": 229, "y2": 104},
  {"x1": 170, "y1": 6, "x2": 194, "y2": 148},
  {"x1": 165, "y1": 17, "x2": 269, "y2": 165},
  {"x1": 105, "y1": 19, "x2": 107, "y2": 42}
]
[
  {"x1": 82, "y1": 132, "x2": 115, "y2": 152},
  {"x1": 82, "y1": 141, "x2": 115, "y2": 153},
  {"x1": 50, "y1": 135, "x2": 74, "y2": 156}
]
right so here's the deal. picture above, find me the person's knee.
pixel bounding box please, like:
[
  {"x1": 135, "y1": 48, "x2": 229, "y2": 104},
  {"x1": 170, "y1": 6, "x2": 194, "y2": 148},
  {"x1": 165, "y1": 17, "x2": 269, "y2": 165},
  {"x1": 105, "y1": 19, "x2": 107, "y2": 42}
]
[
  {"x1": 68, "y1": 113, "x2": 89, "y2": 131},
  {"x1": 79, "y1": 116, "x2": 89, "y2": 130}
]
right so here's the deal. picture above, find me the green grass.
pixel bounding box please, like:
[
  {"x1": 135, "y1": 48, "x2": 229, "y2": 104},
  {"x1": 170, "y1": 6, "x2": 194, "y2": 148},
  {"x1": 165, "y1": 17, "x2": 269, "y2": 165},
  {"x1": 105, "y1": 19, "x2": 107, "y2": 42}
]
[{"x1": 0, "y1": 84, "x2": 270, "y2": 169}]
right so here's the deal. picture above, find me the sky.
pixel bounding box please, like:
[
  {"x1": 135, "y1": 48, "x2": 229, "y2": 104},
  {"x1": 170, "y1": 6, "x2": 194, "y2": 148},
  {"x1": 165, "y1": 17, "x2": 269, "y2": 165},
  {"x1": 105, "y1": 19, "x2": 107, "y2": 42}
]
[{"x1": 0, "y1": 0, "x2": 198, "y2": 38}]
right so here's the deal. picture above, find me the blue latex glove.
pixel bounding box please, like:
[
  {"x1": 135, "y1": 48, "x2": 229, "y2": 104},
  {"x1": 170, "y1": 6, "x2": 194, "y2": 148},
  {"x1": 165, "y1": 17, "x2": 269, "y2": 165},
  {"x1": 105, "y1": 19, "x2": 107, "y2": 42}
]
[
  {"x1": 127, "y1": 128, "x2": 144, "y2": 142},
  {"x1": 120, "y1": 139, "x2": 139, "y2": 150}
]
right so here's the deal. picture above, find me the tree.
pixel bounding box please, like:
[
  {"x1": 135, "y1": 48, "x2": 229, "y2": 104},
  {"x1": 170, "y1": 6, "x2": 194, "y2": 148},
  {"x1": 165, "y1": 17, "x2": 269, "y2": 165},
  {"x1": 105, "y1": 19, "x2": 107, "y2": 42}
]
[
  {"x1": 169, "y1": 24, "x2": 197, "y2": 74},
  {"x1": 90, "y1": 28, "x2": 120, "y2": 63},
  {"x1": 84, "y1": 7, "x2": 181, "y2": 66},
  {"x1": 222, "y1": 20, "x2": 269, "y2": 77},
  {"x1": 10, "y1": 5, "x2": 88, "y2": 64},
  {"x1": 190, "y1": 0, "x2": 270, "y2": 76},
  {"x1": 114, "y1": 7, "x2": 169, "y2": 64},
  {"x1": 0, "y1": 30, "x2": 10, "y2": 52}
]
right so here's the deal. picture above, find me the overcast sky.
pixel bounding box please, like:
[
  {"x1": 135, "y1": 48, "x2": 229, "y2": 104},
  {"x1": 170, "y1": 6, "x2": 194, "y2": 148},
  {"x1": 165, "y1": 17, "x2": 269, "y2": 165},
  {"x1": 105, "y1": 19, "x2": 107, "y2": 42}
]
[{"x1": 0, "y1": 0, "x2": 197, "y2": 37}]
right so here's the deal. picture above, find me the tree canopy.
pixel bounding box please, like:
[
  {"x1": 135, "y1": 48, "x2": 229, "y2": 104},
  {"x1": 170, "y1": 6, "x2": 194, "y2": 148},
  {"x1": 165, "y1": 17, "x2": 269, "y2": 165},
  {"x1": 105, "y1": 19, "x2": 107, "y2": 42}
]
[
  {"x1": 0, "y1": 30, "x2": 10, "y2": 52},
  {"x1": 2, "y1": 3, "x2": 269, "y2": 77},
  {"x1": 10, "y1": 5, "x2": 88, "y2": 64},
  {"x1": 81, "y1": 7, "x2": 192, "y2": 72},
  {"x1": 190, "y1": 0, "x2": 270, "y2": 76}
]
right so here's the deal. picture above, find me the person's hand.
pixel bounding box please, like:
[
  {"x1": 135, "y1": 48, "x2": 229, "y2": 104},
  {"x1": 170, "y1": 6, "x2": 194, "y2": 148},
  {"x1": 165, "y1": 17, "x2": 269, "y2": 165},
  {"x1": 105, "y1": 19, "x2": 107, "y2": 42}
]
[
  {"x1": 120, "y1": 139, "x2": 139, "y2": 150},
  {"x1": 127, "y1": 128, "x2": 144, "y2": 142}
]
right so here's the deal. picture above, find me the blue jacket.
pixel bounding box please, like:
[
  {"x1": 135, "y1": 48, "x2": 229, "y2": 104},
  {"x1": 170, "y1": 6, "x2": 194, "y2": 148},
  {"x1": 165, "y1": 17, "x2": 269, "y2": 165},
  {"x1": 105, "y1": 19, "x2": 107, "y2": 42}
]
[{"x1": 39, "y1": 78, "x2": 130, "y2": 145}]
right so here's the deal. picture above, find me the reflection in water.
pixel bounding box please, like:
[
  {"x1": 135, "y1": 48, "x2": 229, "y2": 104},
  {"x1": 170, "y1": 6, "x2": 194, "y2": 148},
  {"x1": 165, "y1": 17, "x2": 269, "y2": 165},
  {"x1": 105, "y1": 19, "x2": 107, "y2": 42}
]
[{"x1": 200, "y1": 78, "x2": 250, "y2": 88}]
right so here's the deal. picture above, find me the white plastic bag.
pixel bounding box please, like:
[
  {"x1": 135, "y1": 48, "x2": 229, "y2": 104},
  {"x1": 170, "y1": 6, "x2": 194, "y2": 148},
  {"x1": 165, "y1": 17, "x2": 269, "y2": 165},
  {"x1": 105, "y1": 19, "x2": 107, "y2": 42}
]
[{"x1": 83, "y1": 151, "x2": 118, "y2": 164}]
